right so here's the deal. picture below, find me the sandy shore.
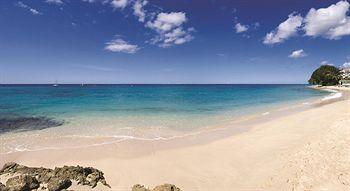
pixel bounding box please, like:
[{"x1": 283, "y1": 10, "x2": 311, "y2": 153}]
[{"x1": 1, "y1": 89, "x2": 350, "y2": 191}]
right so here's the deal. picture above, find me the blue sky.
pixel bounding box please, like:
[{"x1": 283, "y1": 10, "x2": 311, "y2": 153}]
[{"x1": 0, "y1": 0, "x2": 349, "y2": 84}]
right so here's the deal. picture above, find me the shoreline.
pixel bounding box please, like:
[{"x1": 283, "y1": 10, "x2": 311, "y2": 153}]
[
  {"x1": 0, "y1": 88, "x2": 349, "y2": 190},
  {"x1": 0, "y1": 87, "x2": 340, "y2": 156}
]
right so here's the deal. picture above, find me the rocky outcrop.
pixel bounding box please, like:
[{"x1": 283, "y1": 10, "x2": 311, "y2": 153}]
[
  {"x1": 0, "y1": 182, "x2": 8, "y2": 191},
  {"x1": 132, "y1": 184, "x2": 182, "y2": 191},
  {"x1": 0, "y1": 162, "x2": 110, "y2": 191},
  {"x1": 47, "y1": 178, "x2": 72, "y2": 191},
  {"x1": 6, "y1": 175, "x2": 40, "y2": 191},
  {"x1": 0, "y1": 163, "x2": 183, "y2": 191},
  {"x1": 0, "y1": 116, "x2": 63, "y2": 133}
]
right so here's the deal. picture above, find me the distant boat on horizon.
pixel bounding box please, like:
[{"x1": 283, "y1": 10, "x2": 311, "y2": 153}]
[{"x1": 53, "y1": 80, "x2": 58, "y2": 87}]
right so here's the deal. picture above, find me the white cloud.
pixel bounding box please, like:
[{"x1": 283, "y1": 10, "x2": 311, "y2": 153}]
[
  {"x1": 16, "y1": 1, "x2": 42, "y2": 15},
  {"x1": 80, "y1": 1, "x2": 194, "y2": 48},
  {"x1": 289, "y1": 49, "x2": 307, "y2": 58},
  {"x1": 105, "y1": 37, "x2": 139, "y2": 53},
  {"x1": 343, "y1": 62, "x2": 350, "y2": 68},
  {"x1": 146, "y1": 12, "x2": 187, "y2": 32},
  {"x1": 133, "y1": 0, "x2": 147, "y2": 22},
  {"x1": 263, "y1": 13, "x2": 303, "y2": 44},
  {"x1": 327, "y1": 20, "x2": 350, "y2": 39},
  {"x1": 320, "y1": 60, "x2": 334, "y2": 66},
  {"x1": 235, "y1": 23, "x2": 248, "y2": 33},
  {"x1": 146, "y1": 12, "x2": 194, "y2": 47},
  {"x1": 264, "y1": 1, "x2": 350, "y2": 44},
  {"x1": 30, "y1": 9, "x2": 41, "y2": 15},
  {"x1": 46, "y1": 0, "x2": 63, "y2": 5},
  {"x1": 161, "y1": 27, "x2": 193, "y2": 46},
  {"x1": 304, "y1": 0, "x2": 350, "y2": 39},
  {"x1": 111, "y1": 0, "x2": 128, "y2": 9}
]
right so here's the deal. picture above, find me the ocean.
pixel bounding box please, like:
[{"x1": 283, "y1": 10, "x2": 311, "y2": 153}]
[{"x1": 0, "y1": 84, "x2": 331, "y2": 153}]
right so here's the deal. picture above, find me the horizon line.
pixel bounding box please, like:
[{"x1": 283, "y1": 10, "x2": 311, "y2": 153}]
[{"x1": 0, "y1": 83, "x2": 309, "y2": 85}]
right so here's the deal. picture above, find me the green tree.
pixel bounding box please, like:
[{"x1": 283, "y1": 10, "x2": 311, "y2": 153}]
[{"x1": 308, "y1": 65, "x2": 341, "y2": 86}]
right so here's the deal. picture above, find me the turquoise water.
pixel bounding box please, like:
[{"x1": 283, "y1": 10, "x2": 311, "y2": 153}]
[{"x1": 0, "y1": 84, "x2": 328, "y2": 136}]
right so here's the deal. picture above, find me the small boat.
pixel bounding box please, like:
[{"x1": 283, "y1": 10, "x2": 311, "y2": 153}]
[{"x1": 53, "y1": 80, "x2": 58, "y2": 87}]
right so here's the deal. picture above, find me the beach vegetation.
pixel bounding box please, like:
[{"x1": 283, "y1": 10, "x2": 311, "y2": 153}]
[{"x1": 308, "y1": 65, "x2": 342, "y2": 86}]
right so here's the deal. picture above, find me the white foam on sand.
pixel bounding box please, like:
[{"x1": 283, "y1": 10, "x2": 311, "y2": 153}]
[{"x1": 321, "y1": 89, "x2": 343, "y2": 101}]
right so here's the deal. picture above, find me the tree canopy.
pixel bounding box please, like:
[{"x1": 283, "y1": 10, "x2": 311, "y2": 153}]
[{"x1": 308, "y1": 65, "x2": 341, "y2": 86}]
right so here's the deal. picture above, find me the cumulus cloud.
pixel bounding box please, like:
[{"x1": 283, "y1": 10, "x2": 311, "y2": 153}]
[
  {"x1": 81, "y1": 0, "x2": 194, "y2": 48},
  {"x1": 111, "y1": 0, "x2": 128, "y2": 9},
  {"x1": 304, "y1": 0, "x2": 350, "y2": 39},
  {"x1": 146, "y1": 12, "x2": 194, "y2": 47},
  {"x1": 263, "y1": 13, "x2": 303, "y2": 44},
  {"x1": 264, "y1": 1, "x2": 350, "y2": 44},
  {"x1": 16, "y1": 1, "x2": 42, "y2": 15},
  {"x1": 289, "y1": 49, "x2": 307, "y2": 58},
  {"x1": 45, "y1": 0, "x2": 63, "y2": 5},
  {"x1": 146, "y1": 12, "x2": 187, "y2": 32},
  {"x1": 235, "y1": 23, "x2": 248, "y2": 33},
  {"x1": 133, "y1": 0, "x2": 147, "y2": 22},
  {"x1": 104, "y1": 37, "x2": 139, "y2": 53}
]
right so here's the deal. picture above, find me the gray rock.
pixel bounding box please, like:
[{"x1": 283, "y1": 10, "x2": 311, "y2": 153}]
[
  {"x1": 47, "y1": 178, "x2": 72, "y2": 191},
  {"x1": 52, "y1": 165, "x2": 110, "y2": 188},
  {"x1": 5, "y1": 175, "x2": 39, "y2": 191},
  {"x1": 132, "y1": 184, "x2": 150, "y2": 191},
  {"x1": 0, "y1": 162, "x2": 110, "y2": 190},
  {"x1": 0, "y1": 116, "x2": 63, "y2": 133},
  {"x1": 0, "y1": 162, "x2": 18, "y2": 174},
  {"x1": 153, "y1": 184, "x2": 181, "y2": 191},
  {"x1": 0, "y1": 182, "x2": 8, "y2": 191}
]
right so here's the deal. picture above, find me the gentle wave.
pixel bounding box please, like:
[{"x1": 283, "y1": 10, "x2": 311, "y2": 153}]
[
  {"x1": 0, "y1": 130, "x2": 209, "y2": 154},
  {"x1": 321, "y1": 89, "x2": 343, "y2": 101}
]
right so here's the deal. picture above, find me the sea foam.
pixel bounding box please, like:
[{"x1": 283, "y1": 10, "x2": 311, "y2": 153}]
[{"x1": 321, "y1": 89, "x2": 342, "y2": 101}]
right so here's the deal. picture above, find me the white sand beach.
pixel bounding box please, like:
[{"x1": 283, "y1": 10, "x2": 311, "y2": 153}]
[
  {"x1": 2, "y1": 0, "x2": 350, "y2": 190},
  {"x1": 1, "y1": 88, "x2": 350, "y2": 191}
]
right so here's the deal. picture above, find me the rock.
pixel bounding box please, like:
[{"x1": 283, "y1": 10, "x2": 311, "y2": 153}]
[
  {"x1": 5, "y1": 175, "x2": 39, "y2": 191},
  {"x1": 0, "y1": 162, "x2": 18, "y2": 174},
  {"x1": 0, "y1": 162, "x2": 110, "y2": 190},
  {"x1": 0, "y1": 116, "x2": 63, "y2": 133},
  {"x1": 0, "y1": 182, "x2": 8, "y2": 191},
  {"x1": 86, "y1": 171, "x2": 101, "y2": 188},
  {"x1": 47, "y1": 178, "x2": 72, "y2": 191},
  {"x1": 132, "y1": 184, "x2": 150, "y2": 191},
  {"x1": 153, "y1": 184, "x2": 181, "y2": 191},
  {"x1": 132, "y1": 184, "x2": 182, "y2": 191},
  {"x1": 36, "y1": 168, "x2": 55, "y2": 183},
  {"x1": 52, "y1": 165, "x2": 110, "y2": 188}
]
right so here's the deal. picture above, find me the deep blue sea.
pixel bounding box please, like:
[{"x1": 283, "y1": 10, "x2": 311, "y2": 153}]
[{"x1": 0, "y1": 84, "x2": 329, "y2": 136}]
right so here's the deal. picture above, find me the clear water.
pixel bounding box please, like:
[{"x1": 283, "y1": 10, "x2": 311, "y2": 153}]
[{"x1": 0, "y1": 84, "x2": 328, "y2": 135}]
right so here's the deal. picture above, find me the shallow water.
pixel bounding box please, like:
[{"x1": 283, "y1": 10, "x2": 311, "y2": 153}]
[
  {"x1": 0, "y1": 84, "x2": 329, "y2": 135},
  {"x1": 0, "y1": 84, "x2": 334, "y2": 153}
]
